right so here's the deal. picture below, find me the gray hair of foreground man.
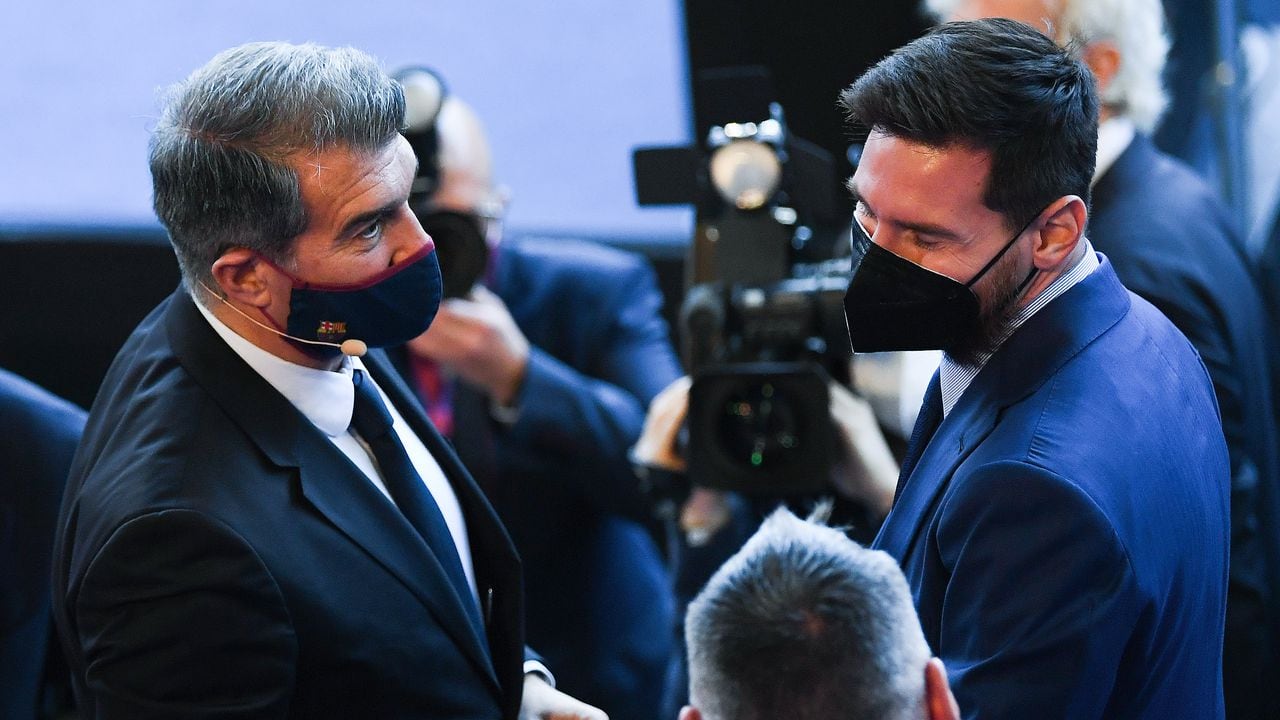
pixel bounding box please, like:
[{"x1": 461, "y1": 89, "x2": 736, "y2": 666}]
[
  {"x1": 684, "y1": 508, "x2": 935, "y2": 720},
  {"x1": 149, "y1": 42, "x2": 405, "y2": 292}
]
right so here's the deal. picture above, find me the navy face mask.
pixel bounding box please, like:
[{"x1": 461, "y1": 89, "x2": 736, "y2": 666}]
[
  {"x1": 843, "y1": 213, "x2": 1037, "y2": 353},
  {"x1": 263, "y1": 243, "x2": 443, "y2": 355}
]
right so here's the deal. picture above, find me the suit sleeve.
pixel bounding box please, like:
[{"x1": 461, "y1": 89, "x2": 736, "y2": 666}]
[
  {"x1": 506, "y1": 258, "x2": 682, "y2": 520},
  {"x1": 72, "y1": 509, "x2": 296, "y2": 719},
  {"x1": 934, "y1": 461, "x2": 1138, "y2": 720}
]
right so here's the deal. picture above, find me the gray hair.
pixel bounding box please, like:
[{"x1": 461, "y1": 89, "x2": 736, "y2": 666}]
[
  {"x1": 685, "y1": 508, "x2": 931, "y2": 720},
  {"x1": 923, "y1": 0, "x2": 1170, "y2": 132},
  {"x1": 149, "y1": 41, "x2": 406, "y2": 292}
]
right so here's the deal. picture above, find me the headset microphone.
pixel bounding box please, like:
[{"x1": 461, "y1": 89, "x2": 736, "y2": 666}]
[
  {"x1": 197, "y1": 281, "x2": 368, "y2": 357},
  {"x1": 337, "y1": 339, "x2": 368, "y2": 357}
]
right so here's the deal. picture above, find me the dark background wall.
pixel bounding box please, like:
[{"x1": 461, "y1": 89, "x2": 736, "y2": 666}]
[{"x1": 685, "y1": 0, "x2": 929, "y2": 221}]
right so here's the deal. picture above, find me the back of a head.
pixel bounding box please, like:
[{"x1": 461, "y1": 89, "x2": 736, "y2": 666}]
[
  {"x1": 685, "y1": 508, "x2": 931, "y2": 720},
  {"x1": 149, "y1": 41, "x2": 405, "y2": 291},
  {"x1": 922, "y1": 0, "x2": 1169, "y2": 133},
  {"x1": 432, "y1": 97, "x2": 496, "y2": 214},
  {"x1": 839, "y1": 17, "x2": 1098, "y2": 230}
]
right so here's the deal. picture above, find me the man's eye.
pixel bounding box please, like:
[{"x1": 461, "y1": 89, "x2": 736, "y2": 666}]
[
  {"x1": 358, "y1": 220, "x2": 384, "y2": 241},
  {"x1": 853, "y1": 205, "x2": 876, "y2": 238},
  {"x1": 912, "y1": 235, "x2": 941, "y2": 251}
]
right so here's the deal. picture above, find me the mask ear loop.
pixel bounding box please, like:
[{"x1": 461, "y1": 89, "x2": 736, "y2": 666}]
[
  {"x1": 963, "y1": 209, "x2": 1045, "y2": 290},
  {"x1": 196, "y1": 280, "x2": 368, "y2": 357}
]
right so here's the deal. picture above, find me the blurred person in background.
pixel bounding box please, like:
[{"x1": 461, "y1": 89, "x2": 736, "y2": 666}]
[{"x1": 1, "y1": 369, "x2": 84, "y2": 720}]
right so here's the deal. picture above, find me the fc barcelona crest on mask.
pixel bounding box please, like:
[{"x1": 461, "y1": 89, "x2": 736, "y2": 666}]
[{"x1": 315, "y1": 321, "x2": 348, "y2": 341}]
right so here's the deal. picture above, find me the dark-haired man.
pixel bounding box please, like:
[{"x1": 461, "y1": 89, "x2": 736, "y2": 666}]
[
  {"x1": 841, "y1": 19, "x2": 1228, "y2": 717},
  {"x1": 51, "y1": 41, "x2": 602, "y2": 720},
  {"x1": 923, "y1": 3, "x2": 1280, "y2": 716}
]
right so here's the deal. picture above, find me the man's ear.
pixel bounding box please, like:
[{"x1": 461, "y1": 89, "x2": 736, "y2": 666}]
[
  {"x1": 1081, "y1": 40, "x2": 1121, "y2": 99},
  {"x1": 924, "y1": 657, "x2": 960, "y2": 720},
  {"x1": 678, "y1": 705, "x2": 702, "y2": 720},
  {"x1": 210, "y1": 248, "x2": 275, "y2": 309},
  {"x1": 1030, "y1": 195, "x2": 1087, "y2": 271}
]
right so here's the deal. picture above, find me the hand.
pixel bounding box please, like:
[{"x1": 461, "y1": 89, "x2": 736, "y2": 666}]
[
  {"x1": 631, "y1": 376, "x2": 691, "y2": 472},
  {"x1": 828, "y1": 381, "x2": 899, "y2": 518},
  {"x1": 632, "y1": 377, "x2": 732, "y2": 544},
  {"x1": 519, "y1": 673, "x2": 608, "y2": 720},
  {"x1": 406, "y1": 285, "x2": 530, "y2": 405},
  {"x1": 680, "y1": 487, "x2": 732, "y2": 547}
]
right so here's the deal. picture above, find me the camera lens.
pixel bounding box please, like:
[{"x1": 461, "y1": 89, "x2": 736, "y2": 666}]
[
  {"x1": 689, "y1": 363, "x2": 833, "y2": 495},
  {"x1": 714, "y1": 381, "x2": 803, "y2": 470}
]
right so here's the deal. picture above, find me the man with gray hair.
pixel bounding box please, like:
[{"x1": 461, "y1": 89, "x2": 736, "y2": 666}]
[
  {"x1": 922, "y1": 3, "x2": 1280, "y2": 716},
  {"x1": 681, "y1": 508, "x2": 959, "y2": 720},
  {"x1": 52, "y1": 41, "x2": 603, "y2": 719}
]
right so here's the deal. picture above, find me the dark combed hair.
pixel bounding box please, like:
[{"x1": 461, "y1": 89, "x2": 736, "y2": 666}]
[
  {"x1": 149, "y1": 42, "x2": 406, "y2": 292},
  {"x1": 839, "y1": 17, "x2": 1099, "y2": 229}
]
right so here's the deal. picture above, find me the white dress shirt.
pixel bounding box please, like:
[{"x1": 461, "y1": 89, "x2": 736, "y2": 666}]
[{"x1": 1094, "y1": 117, "x2": 1136, "y2": 185}]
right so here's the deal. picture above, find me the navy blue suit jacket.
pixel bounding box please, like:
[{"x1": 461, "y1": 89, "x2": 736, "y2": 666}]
[
  {"x1": 52, "y1": 290, "x2": 528, "y2": 719},
  {"x1": 1090, "y1": 134, "x2": 1280, "y2": 712},
  {"x1": 874, "y1": 258, "x2": 1230, "y2": 718},
  {"x1": 391, "y1": 237, "x2": 682, "y2": 720},
  {"x1": 0, "y1": 369, "x2": 85, "y2": 719}
]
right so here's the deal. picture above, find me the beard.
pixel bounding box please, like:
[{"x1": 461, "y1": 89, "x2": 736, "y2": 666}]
[{"x1": 945, "y1": 250, "x2": 1029, "y2": 366}]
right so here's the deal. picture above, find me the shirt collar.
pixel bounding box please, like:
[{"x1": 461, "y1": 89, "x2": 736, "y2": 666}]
[
  {"x1": 1093, "y1": 117, "x2": 1135, "y2": 185},
  {"x1": 193, "y1": 297, "x2": 358, "y2": 437}
]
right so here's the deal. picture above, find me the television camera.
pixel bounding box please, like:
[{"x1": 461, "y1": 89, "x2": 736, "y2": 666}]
[{"x1": 633, "y1": 68, "x2": 852, "y2": 498}]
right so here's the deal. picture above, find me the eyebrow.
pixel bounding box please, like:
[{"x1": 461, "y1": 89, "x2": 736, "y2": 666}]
[
  {"x1": 337, "y1": 200, "x2": 401, "y2": 243},
  {"x1": 333, "y1": 151, "x2": 420, "y2": 245},
  {"x1": 847, "y1": 182, "x2": 964, "y2": 241}
]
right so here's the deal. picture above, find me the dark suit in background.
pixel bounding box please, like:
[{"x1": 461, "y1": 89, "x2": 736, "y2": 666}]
[
  {"x1": 0, "y1": 369, "x2": 85, "y2": 720},
  {"x1": 875, "y1": 258, "x2": 1229, "y2": 718},
  {"x1": 53, "y1": 291, "x2": 529, "y2": 719},
  {"x1": 392, "y1": 236, "x2": 682, "y2": 719},
  {"x1": 1088, "y1": 133, "x2": 1280, "y2": 713}
]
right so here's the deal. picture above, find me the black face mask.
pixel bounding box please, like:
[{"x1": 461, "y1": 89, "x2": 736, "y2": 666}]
[
  {"x1": 843, "y1": 213, "x2": 1037, "y2": 353},
  {"x1": 417, "y1": 210, "x2": 490, "y2": 299}
]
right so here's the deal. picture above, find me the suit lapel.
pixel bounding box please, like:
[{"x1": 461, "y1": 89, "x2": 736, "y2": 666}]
[
  {"x1": 165, "y1": 293, "x2": 504, "y2": 694},
  {"x1": 874, "y1": 383, "x2": 1003, "y2": 562},
  {"x1": 874, "y1": 257, "x2": 1133, "y2": 563},
  {"x1": 292, "y1": 431, "x2": 500, "y2": 692}
]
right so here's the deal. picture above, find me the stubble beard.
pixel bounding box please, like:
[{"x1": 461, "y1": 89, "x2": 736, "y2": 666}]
[{"x1": 944, "y1": 250, "x2": 1027, "y2": 366}]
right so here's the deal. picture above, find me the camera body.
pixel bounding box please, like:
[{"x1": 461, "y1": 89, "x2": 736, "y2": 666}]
[
  {"x1": 634, "y1": 68, "x2": 850, "y2": 496},
  {"x1": 680, "y1": 262, "x2": 851, "y2": 496}
]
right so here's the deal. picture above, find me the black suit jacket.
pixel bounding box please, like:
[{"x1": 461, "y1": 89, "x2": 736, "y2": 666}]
[
  {"x1": 1089, "y1": 133, "x2": 1280, "y2": 708},
  {"x1": 52, "y1": 290, "x2": 527, "y2": 719}
]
